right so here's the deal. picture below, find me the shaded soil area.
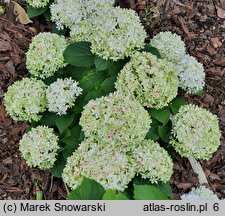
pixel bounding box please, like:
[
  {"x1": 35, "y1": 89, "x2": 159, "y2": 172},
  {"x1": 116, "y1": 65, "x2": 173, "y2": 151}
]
[{"x1": 0, "y1": 0, "x2": 224, "y2": 199}]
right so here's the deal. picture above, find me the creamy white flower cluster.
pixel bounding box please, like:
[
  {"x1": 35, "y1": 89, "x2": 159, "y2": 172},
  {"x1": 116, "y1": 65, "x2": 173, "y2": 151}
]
[
  {"x1": 170, "y1": 104, "x2": 221, "y2": 160},
  {"x1": 46, "y1": 78, "x2": 83, "y2": 115},
  {"x1": 79, "y1": 92, "x2": 151, "y2": 150},
  {"x1": 19, "y1": 126, "x2": 59, "y2": 169},
  {"x1": 63, "y1": 138, "x2": 135, "y2": 191},
  {"x1": 70, "y1": 7, "x2": 147, "y2": 61},
  {"x1": 26, "y1": 0, "x2": 50, "y2": 8},
  {"x1": 50, "y1": 0, "x2": 114, "y2": 29},
  {"x1": 132, "y1": 140, "x2": 173, "y2": 183},
  {"x1": 26, "y1": 32, "x2": 67, "y2": 79},
  {"x1": 63, "y1": 92, "x2": 174, "y2": 191},
  {"x1": 181, "y1": 186, "x2": 219, "y2": 200},
  {"x1": 4, "y1": 78, "x2": 47, "y2": 122},
  {"x1": 115, "y1": 52, "x2": 179, "y2": 109},
  {"x1": 150, "y1": 31, "x2": 205, "y2": 94}
]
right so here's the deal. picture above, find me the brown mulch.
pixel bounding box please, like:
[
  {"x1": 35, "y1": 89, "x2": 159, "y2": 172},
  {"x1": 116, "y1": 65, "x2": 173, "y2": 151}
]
[{"x1": 0, "y1": 0, "x2": 224, "y2": 199}]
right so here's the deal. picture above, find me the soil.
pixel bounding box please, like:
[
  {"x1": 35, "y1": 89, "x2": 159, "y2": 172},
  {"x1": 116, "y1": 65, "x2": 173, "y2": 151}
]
[{"x1": 0, "y1": 0, "x2": 225, "y2": 200}]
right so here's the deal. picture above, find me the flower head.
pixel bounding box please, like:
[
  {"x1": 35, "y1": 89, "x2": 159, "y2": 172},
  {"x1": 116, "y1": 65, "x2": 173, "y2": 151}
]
[
  {"x1": 71, "y1": 7, "x2": 147, "y2": 60},
  {"x1": 26, "y1": 32, "x2": 67, "y2": 79},
  {"x1": 46, "y1": 78, "x2": 83, "y2": 115},
  {"x1": 181, "y1": 186, "x2": 219, "y2": 200},
  {"x1": 26, "y1": 0, "x2": 50, "y2": 8},
  {"x1": 132, "y1": 140, "x2": 173, "y2": 183},
  {"x1": 51, "y1": 0, "x2": 114, "y2": 29},
  {"x1": 19, "y1": 126, "x2": 59, "y2": 169},
  {"x1": 150, "y1": 31, "x2": 186, "y2": 63},
  {"x1": 170, "y1": 104, "x2": 221, "y2": 160},
  {"x1": 63, "y1": 138, "x2": 135, "y2": 191},
  {"x1": 80, "y1": 92, "x2": 151, "y2": 149},
  {"x1": 176, "y1": 54, "x2": 205, "y2": 93},
  {"x1": 115, "y1": 52, "x2": 179, "y2": 109},
  {"x1": 4, "y1": 78, "x2": 47, "y2": 122}
]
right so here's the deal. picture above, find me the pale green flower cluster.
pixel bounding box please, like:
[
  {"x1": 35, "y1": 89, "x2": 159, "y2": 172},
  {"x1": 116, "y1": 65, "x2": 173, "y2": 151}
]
[
  {"x1": 26, "y1": 0, "x2": 50, "y2": 8},
  {"x1": 50, "y1": 0, "x2": 114, "y2": 29},
  {"x1": 115, "y1": 52, "x2": 179, "y2": 109},
  {"x1": 46, "y1": 78, "x2": 83, "y2": 115},
  {"x1": 4, "y1": 78, "x2": 47, "y2": 122},
  {"x1": 150, "y1": 31, "x2": 186, "y2": 63},
  {"x1": 62, "y1": 138, "x2": 135, "y2": 191},
  {"x1": 170, "y1": 104, "x2": 221, "y2": 160},
  {"x1": 79, "y1": 92, "x2": 151, "y2": 149},
  {"x1": 150, "y1": 31, "x2": 205, "y2": 94},
  {"x1": 19, "y1": 126, "x2": 59, "y2": 169},
  {"x1": 181, "y1": 186, "x2": 219, "y2": 200},
  {"x1": 26, "y1": 32, "x2": 67, "y2": 79},
  {"x1": 177, "y1": 55, "x2": 205, "y2": 94},
  {"x1": 132, "y1": 140, "x2": 173, "y2": 183},
  {"x1": 71, "y1": 7, "x2": 147, "y2": 61}
]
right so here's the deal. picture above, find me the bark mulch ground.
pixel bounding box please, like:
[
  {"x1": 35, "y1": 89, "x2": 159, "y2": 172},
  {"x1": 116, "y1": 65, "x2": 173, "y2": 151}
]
[{"x1": 0, "y1": 0, "x2": 225, "y2": 199}]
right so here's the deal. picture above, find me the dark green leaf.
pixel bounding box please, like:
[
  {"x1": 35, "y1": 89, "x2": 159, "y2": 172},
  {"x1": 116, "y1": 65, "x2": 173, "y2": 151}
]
[
  {"x1": 83, "y1": 90, "x2": 104, "y2": 105},
  {"x1": 149, "y1": 107, "x2": 170, "y2": 125},
  {"x1": 55, "y1": 114, "x2": 75, "y2": 134},
  {"x1": 101, "y1": 76, "x2": 117, "y2": 94},
  {"x1": 142, "y1": 44, "x2": 161, "y2": 58},
  {"x1": 158, "y1": 124, "x2": 171, "y2": 142},
  {"x1": 63, "y1": 42, "x2": 94, "y2": 67},
  {"x1": 40, "y1": 113, "x2": 58, "y2": 127},
  {"x1": 94, "y1": 57, "x2": 112, "y2": 71},
  {"x1": 108, "y1": 59, "x2": 127, "y2": 76},
  {"x1": 51, "y1": 154, "x2": 66, "y2": 178},
  {"x1": 43, "y1": 9, "x2": 51, "y2": 21},
  {"x1": 169, "y1": 97, "x2": 188, "y2": 115},
  {"x1": 192, "y1": 89, "x2": 204, "y2": 96},
  {"x1": 145, "y1": 126, "x2": 160, "y2": 141},
  {"x1": 102, "y1": 190, "x2": 128, "y2": 200},
  {"x1": 27, "y1": 5, "x2": 48, "y2": 18},
  {"x1": 67, "y1": 178, "x2": 105, "y2": 200},
  {"x1": 133, "y1": 184, "x2": 169, "y2": 200},
  {"x1": 154, "y1": 182, "x2": 173, "y2": 199}
]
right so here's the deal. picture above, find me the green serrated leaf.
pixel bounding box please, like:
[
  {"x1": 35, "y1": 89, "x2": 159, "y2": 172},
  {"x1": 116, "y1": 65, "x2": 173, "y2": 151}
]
[
  {"x1": 133, "y1": 184, "x2": 169, "y2": 200},
  {"x1": 55, "y1": 114, "x2": 75, "y2": 134},
  {"x1": 149, "y1": 107, "x2": 170, "y2": 125},
  {"x1": 101, "y1": 76, "x2": 117, "y2": 94},
  {"x1": 51, "y1": 154, "x2": 66, "y2": 178},
  {"x1": 102, "y1": 190, "x2": 128, "y2": 200},
  {"x1": 63, "y1": 42, "x2": 94, "y2": 67},
  {"x1": 169, "y1": 97, "x2": 188, "y2": 115},
  {"x1": 83, "y1": 90, "x2": 104, "y2": 105},
  {"x1": 27, "y1": 5, "x2": 48, "y2": 18},
  {"x1": 142, "y1": 44, "x2": 161, "y2": 58},
  {"x1": 40, "y1": 113, "x2": 58, "y2": 127},
  {"x1": 67, "y1": 178, "x2": 105, "y2": 200},
  {"x1": 153, "y1": 182, "x2": 173, "y2": 199},
  {"x1": 158, "y1": 125, "x2": 171, "y2": 142},
  {"x1": 94, "y1": 56, "x2": 112, "y2": 71},
  {"x1": 145, "y1": 126, "x2": 160, "y2": 141}
]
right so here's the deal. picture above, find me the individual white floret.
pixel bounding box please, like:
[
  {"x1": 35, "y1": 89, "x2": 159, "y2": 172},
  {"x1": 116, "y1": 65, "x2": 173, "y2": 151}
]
[
  {"x1": 70, "y1": 7, "x2": 147, "y2": 60},
  {"x1": 115, "y1": 52, "x2": 179, "y2": 109},
  {"x1": 26, "y1": 32, "x2": 67, "y2": 79},
  {"x1": 46, "y1": 78, "x2": 83, "y2": 115},
  {"x1": 132, "y1": 140, "x2": 173, "y2": 183},
  {"x1": 4, "y1": 78, "x2": 47, "y2": 122},
  {"x1": 181, "y1": 186, "x2": 219, "y2": 200},
  {"x1": 80, "y1": 92, "x2": 151, "y2": 150},
  {"x1": 150, "y1": 31, "x2": 186, "y2": 63},
  {"x1": 26, "y1": 0, "x2": 50, "y2": 8},
  {"x1": 19, "y1": 126, "x2": 59, "y2": 169},
  {"x1": 170, "y1": 104, "x2": 221, "y2": 160},
  {"x1": 176, "y1": 54, "x2": 205, "y2": 93}
]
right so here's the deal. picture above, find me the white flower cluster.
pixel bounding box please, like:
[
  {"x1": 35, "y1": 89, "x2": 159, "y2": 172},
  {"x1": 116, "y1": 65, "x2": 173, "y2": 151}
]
[
  {"x1": 115, "y1": 52, "x2": 179, "y2": 109},
  {"x1": 19, "y1": 126, "x2": 59, "y2": 169},
  {"x1": 50, "y1": 0, "x2": 114, "y2": 29},
  {"x1": 170, "y1": 104, "x2": 221, "y2": 160},
  {"x1": 70, "y1": 7, "x2": 147, "y2": 61},
  {"x1": 150, "y1": 31, "x2": 205, "y2": 94},
  {"x1": 177, "y1": 55, "x2": 205, "y2": 93},
  {"x1": 26, "y1": 32, "x2": 67, "y2": 79},
  {"x1": 79, "y1": 92, "x2": 151, "y2": 150},
  {"x1": 46, "y1": 78, "x2": 83, "y2": 115},
  {"x1": 4, "y1": 78, "x2": 47, "y2": 122},
  {"x1": 132, "y1": 140, "x2": 173, "y2": 183},
  {"x1": 62, "y1": 138, "x2": 135, "y2": 191},
  {"x1": 181, "y1": 186, "x2": 219, "y2": 200},
  {"x1": 26, "y1": 0, "x2": 50, "y2": 8}
]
